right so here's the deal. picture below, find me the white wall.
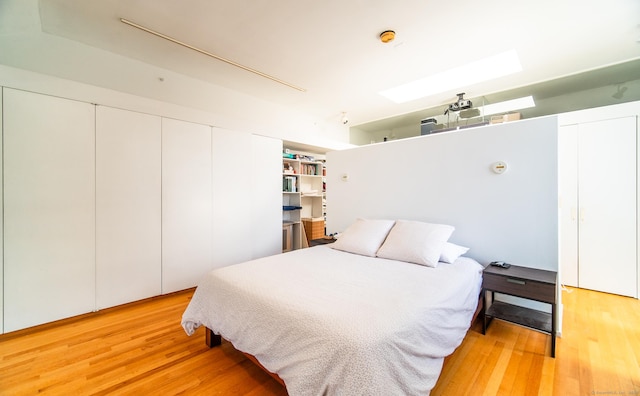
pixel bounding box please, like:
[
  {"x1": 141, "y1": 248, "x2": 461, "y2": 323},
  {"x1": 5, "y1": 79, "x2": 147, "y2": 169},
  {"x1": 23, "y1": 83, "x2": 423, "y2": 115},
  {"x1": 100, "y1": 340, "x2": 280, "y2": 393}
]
[
  {"x1": 350, "y1": 123, "x2": 420, "y2": 145},
  {"x1": 0, "y1": 65, "x2": 351, "y2": 152},
  {"x1": 327, "y1": 116, "x2": 559, "y2": 270},
  {"x1": 328, "y1": 116, "x2": 561, "y2": 330}
]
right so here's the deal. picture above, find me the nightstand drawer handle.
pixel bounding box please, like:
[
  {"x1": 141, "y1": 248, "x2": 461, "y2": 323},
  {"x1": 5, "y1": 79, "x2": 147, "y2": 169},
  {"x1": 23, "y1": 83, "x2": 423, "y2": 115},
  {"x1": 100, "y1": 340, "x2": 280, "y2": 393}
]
[{"x1": 506, "y1": 278, "x2": 526, "y2": 285}]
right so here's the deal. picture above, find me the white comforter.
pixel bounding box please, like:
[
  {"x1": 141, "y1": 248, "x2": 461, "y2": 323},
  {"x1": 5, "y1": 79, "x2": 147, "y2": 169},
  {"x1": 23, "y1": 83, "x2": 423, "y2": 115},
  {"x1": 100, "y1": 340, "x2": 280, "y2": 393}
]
[{"x1": 182, "y1": 246, "x2": 483, "y2": 395}]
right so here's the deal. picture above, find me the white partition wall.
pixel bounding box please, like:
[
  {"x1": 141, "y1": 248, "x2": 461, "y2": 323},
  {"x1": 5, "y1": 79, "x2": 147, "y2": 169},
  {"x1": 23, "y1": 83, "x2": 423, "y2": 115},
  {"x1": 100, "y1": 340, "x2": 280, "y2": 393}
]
[
  {"x1": 96, "y1": 106, "x2": 162, "y2": 309},
  {"x1": 327, "y1": 117, "x2": 559, "y2": 270},
  {"x1": 162, "y1": 118, "x2": 213, "y2": 293},
  {"x1": 251, "y1": 135, "x2": 282, "y2": 259},
  {"x1": 212, "y1": 128, "x2": 253, "y2": 267},
  {"x1": 3, "y1": 88, "x2": 96, "y2": 332},
  {"x1": 327, "y1": 117, "x2": 561, "y2": 328}
]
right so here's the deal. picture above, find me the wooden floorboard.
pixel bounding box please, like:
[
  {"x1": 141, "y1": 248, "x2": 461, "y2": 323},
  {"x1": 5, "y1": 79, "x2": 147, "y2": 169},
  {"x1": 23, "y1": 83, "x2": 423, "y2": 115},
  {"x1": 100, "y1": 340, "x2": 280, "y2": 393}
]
[
  {"x1": 433, "y1": 286, "x2": 640, "y2": 396},
  {"x1": 1, "y1": 286, "x2": 638, "y2": 395}
]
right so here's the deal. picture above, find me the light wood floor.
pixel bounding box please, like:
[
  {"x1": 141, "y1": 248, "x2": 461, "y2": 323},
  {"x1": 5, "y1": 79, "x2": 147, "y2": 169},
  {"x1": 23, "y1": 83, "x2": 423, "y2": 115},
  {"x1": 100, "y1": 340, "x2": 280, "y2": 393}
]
[
  {"x1": 433, "y1": 286, "x2": 640, "y2": 395},
  {"x1": 1, "y1": 286, "x2": 638, "y2": 395}
]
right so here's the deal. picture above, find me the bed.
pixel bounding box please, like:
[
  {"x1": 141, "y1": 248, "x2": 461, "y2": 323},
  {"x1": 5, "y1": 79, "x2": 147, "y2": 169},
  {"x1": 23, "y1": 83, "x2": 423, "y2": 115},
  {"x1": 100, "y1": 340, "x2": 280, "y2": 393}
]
[{"x1": 182, "y1": 219, "x2": 484, "y2": 395}]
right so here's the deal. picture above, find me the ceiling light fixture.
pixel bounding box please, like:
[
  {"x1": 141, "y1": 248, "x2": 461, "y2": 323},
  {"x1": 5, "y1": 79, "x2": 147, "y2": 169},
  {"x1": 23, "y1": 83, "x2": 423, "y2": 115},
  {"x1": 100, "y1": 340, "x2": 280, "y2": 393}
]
[
  {"x1": 380, "y1": 30, "x2": 395, "y2": 43},
  {"x1": 379, "y1": 50, "x2": 522, "y2": 103},
  {"x1": 480, "y1": 95, "x2": 535, "y2": 116},
  {"x1": 120, "y1": 18, "x2": 306, "y2": 92}
]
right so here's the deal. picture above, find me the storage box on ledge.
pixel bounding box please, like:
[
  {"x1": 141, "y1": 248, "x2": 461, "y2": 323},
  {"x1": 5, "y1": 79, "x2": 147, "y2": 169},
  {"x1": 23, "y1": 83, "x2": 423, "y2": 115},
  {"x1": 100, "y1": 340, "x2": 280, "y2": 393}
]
[{"x1": 490, "y1": 112, "x2": 521, "y2": 124}]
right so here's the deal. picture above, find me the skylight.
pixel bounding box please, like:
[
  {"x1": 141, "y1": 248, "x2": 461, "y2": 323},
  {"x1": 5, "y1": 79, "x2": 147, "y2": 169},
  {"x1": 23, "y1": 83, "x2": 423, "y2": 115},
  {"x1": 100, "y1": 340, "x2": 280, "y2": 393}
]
[{"x1": 379, "y1": 50, "x2": 523, "y2": 104}]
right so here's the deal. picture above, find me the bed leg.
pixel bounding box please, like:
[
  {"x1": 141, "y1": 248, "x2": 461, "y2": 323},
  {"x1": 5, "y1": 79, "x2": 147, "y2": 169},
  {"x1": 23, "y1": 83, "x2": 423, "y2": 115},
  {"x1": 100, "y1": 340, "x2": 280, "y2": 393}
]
[{"x1": 205, "y1": 327, "x2": 222, "y2": 348}]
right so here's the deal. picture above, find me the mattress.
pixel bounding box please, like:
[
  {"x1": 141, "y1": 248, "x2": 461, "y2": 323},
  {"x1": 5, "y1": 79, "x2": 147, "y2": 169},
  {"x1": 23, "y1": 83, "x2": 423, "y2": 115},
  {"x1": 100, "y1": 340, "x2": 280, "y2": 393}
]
[{"x1": 182, "y1": 245, "x2": 483, "y2": 395}]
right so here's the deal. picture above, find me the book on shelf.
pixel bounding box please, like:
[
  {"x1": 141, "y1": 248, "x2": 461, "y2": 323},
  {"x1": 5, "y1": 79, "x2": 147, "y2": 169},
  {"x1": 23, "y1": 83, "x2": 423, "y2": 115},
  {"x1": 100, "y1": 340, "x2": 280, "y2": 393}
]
[
  {"x1": 282, "y1": 176, "x2": 297, "y2": 192},
  {"x1": 301, "y1": 163, "x2": 320, "y2": 175}
]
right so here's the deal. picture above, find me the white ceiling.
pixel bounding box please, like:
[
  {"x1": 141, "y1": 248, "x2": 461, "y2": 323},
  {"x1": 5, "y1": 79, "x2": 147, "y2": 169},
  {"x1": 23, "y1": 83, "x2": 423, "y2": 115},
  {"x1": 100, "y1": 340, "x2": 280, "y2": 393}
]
[{"x1": 3, "y1": 0, "x2": 640, "y2": 130}]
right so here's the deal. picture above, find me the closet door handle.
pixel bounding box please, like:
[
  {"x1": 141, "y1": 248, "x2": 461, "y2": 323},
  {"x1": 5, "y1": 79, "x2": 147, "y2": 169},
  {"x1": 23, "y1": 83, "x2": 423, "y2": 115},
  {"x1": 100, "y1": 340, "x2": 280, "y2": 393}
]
[
  {"x1": 571, "y1": 206, "x2": 577, "y2": 221},
  {"x1": 579, "y1": 207, "x2": 586, "y2": 222}
]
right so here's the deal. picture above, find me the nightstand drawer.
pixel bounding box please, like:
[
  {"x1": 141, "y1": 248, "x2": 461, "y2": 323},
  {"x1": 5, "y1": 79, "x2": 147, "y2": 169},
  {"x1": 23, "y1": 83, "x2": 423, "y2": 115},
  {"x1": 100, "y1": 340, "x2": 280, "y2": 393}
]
[{"x1": 483, "y1": 272, "x2": 555, "y2": 303}]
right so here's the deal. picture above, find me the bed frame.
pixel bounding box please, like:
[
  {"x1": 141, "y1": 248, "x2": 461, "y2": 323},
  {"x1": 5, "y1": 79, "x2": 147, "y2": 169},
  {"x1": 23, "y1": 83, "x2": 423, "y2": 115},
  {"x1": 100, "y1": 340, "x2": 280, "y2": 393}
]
[
  {"x1": 203, "y1": 291, "x2": 483, "y2": 388},
  {"x1": 205, "y1": 329, "x2": 285, "y2": 386}
]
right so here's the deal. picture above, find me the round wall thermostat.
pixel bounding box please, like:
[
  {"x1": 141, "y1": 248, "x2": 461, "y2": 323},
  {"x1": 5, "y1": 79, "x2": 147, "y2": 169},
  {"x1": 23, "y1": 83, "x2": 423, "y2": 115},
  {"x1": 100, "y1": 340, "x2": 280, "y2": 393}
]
[{"x1": 491, "y1": 161, "x2": 508, "y2": 174}]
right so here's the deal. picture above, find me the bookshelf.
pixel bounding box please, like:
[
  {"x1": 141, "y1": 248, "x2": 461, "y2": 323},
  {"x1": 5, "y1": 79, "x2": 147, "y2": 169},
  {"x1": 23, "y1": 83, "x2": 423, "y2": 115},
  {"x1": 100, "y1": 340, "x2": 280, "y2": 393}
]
[
  {"x1": 300, "y1": 161, "x2": 323, "y2": 218},
  {"x1": 282, "y1": 158, "x2": 302, "y2": 251},
  {"x1": 282, "y1": 154, "x2": 326, "y2": 250}
]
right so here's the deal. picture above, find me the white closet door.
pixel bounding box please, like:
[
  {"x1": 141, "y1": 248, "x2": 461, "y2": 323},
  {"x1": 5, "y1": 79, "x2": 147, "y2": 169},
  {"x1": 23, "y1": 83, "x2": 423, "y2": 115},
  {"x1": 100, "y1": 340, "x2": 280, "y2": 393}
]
[
  {"x1": 4, "y1": 88, "x2": 96, "y2": 332},
  {"x1": 0, "y1": 89, "x2": 3, "y2": 333},
  {"x1": 212, "y1": 128, "x2": 252, "y2": 268},
  {"x1": 96, "y1": 106, "x2": 162, "y2": 309},
  {"x1": 251, "y1": 135, "x2": 282, "y2": 259},
  {"x1": 558, "y1": 124, "x2": 579, "y2": 287},
  {"x1": 162, "y1": 118, "x2": 213, "y2": 293},
  {"x1": 578, "y1": 117, "x2": 637, "y2": 297}
]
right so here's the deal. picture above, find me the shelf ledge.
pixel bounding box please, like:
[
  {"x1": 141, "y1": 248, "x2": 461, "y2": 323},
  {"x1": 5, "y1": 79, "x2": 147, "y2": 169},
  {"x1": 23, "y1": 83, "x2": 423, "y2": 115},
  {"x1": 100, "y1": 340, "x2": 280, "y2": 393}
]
[{"x1": 486, "y1": 301, "x2": 552, "y2": 334}]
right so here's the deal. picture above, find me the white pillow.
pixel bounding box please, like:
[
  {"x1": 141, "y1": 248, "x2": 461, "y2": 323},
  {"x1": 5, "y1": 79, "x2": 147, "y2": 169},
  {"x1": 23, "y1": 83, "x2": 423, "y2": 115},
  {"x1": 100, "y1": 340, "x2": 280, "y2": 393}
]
[
  {"x1": 439, "y1": 242, "x2": 470, "y2": 264},
  {"x1": 330, "y1": 219, "x2": 395, "y2": 257},
  {"x1": 376, "y1": 220, "x2": 455, "y2": 267}
]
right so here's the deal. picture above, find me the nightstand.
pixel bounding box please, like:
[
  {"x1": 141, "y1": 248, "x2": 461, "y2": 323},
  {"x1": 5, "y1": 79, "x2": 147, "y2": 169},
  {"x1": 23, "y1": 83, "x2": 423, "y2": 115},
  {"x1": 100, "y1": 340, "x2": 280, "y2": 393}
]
[{"x1": 482, "y1": 264, "x2": 557, "y2": 357}]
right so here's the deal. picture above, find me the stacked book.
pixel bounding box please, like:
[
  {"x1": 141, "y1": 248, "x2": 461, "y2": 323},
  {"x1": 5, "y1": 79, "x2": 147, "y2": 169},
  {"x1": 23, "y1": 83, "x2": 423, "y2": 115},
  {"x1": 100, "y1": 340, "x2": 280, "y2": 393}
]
[
  {"x1": 282, "y1": 176, "x2": 297, "y2": 192},
  {"x1": 301, "y1": 164, "x2": 319, "y2": 175}
]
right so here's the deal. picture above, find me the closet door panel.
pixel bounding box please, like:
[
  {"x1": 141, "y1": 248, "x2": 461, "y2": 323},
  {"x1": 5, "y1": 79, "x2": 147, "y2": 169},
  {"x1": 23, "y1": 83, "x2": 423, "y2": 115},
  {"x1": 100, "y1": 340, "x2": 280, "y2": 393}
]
[
  {"x1": 162, "y1": 118, "x2": 213, "y2": 293},
  {"x1": 4, "y1": 88, "x2": 96, "y2": 332},
  {"x1": 212, "y1": 128, "x2": 252, "y2": 268},
  {"x1": 558, "y1": 125, "x2": 579, "y2": 287},
  {"x1": 0, "y1": 89, "x2": 3, "y2": 333},
  {"x1": 250, "y1": 135, "x2": 282, "y2": 259},
  {"x1": 96, "y1": 106, "x2": 162, "y2": 309},
  {"x1": 578, "y1": 117, "x2": 637, "y2": 297}
]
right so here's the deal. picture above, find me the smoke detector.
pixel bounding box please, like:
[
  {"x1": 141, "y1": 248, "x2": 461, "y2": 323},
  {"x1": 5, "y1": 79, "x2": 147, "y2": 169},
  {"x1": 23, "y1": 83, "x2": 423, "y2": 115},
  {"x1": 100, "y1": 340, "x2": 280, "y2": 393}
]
[{"x1": 380, "y1": 30, "x2": 395, "y2": 43}]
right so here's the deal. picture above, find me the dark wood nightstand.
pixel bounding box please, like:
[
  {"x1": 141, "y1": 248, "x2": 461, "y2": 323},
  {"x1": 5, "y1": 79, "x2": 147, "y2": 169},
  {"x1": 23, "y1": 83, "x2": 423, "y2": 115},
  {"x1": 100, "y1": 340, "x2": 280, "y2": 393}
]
[{"x1": 482, "y1": 264, "x2": 557, "y2": 357}]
